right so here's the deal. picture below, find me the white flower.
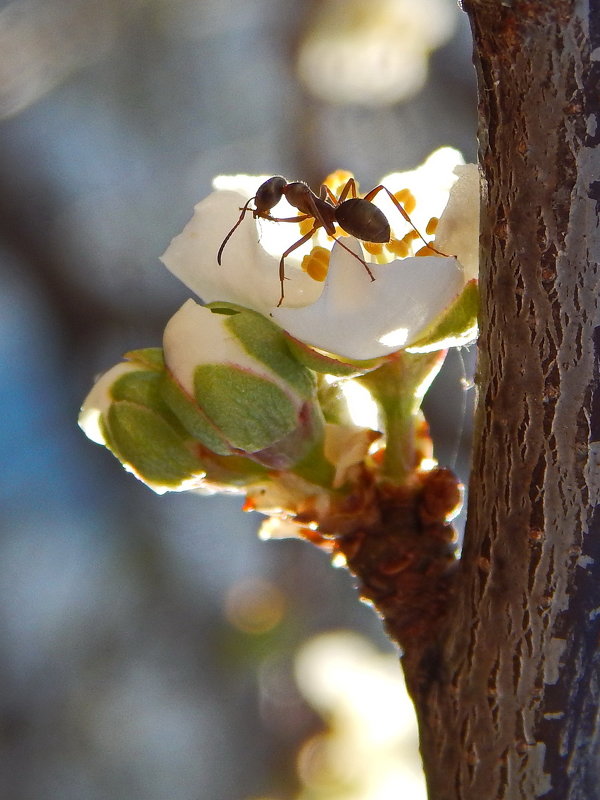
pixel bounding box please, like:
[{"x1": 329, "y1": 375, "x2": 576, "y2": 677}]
[
  {"x1": 296, "y1": 0, "x2": 457, "y2": 107},
  {"x1": 160, "y1": 148, "x2": 479, "y2": 361}
]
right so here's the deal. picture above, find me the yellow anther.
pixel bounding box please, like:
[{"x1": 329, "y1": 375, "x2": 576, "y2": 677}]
[
  {"x1": 403, "y1": 230, "x2": 420, "y2": 242},
  {"x1": 363, "y1": 241, "x2": 384, "y2": 256},
  {"x1": 425, "y1": 216, "x2": 439, "y2": 235},
  {"x1": 301, "y1": 246, "x2": 330, "y2": 281},
  {"x1": 394, "y1": 188, "x2": 417, "y2": 215},
  {"x1": 386, "y1": 237, "x2": 410, "y2": 258},
  {"x1": 323, "y1": 169, "x2": 357, "y2": 198},
  {"x1": 328, "y1": 224, "x2": 350, "y2": 239},
  {"x1": 415, "y1": 243, "x2": 438, "y2": 257},
  {"x1": 298, "y1": 216, "x2": 315, "y2": 237}
]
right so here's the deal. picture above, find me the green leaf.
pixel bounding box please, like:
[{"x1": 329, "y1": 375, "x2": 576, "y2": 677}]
[
  {"x1": 107, "y1": 401, "x2": 204, "y2": 486},
  {"x1": 316, "y1": 376, "x2": 355, "y2": 426},
  {"x1": 249, "y1": 400, "x2": 327, "y2": 473},
  {"x1": 406, "y1": 279, "x2": 479, "y2": 353},
  {"x1": 194, "y1": 364, "x2": 298, "y2": 452},
  {"x1": 110, "y1": 368, "x2": 203, "y2": 448}
]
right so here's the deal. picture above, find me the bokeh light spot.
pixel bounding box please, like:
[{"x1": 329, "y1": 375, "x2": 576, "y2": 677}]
[{"x1": 225, "y1": 577, "x2": 285, "y2": 635}]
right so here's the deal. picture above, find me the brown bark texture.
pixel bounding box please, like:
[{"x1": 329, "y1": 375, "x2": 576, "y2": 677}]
[{"x1": 400, "y1": 2, "x2": 600, "y2": 798}]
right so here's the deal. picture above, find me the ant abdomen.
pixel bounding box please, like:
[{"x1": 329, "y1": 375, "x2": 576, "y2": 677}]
[{"x1": 335, "y1": 198, "x2": 390, "y2": 244}]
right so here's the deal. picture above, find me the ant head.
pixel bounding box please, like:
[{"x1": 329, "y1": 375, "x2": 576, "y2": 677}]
[{"x1": 255, "y1": 176, "x2": 287, "y2": 213}]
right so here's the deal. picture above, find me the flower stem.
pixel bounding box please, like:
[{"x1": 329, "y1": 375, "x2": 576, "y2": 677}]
[{"x1": 357, "y1": 351, "x2": 446, "y2": 483}]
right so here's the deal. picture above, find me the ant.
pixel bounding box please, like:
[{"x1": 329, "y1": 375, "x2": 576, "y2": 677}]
[{"x1": 217, "y1": 175, "x2": 440, "y2": 307}]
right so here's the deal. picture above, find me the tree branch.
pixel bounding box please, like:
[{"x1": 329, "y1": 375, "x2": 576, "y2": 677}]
[{"x1": 400, "y1": 2, "x2": 600, "y2": 797}]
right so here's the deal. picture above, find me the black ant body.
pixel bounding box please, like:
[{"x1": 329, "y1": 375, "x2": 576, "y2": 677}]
[{"x1": 217, "y1": 175, "x2": 437, "y2": 307}]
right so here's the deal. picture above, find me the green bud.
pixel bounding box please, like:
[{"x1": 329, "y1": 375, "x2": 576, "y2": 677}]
[
  {"x1": 162, "y1": 301, "x2": 324, "y2": 467},
  {"x1": 79, "y1": 354, "x2": 267, "y2": 493},
  {"x1": 104, "y1": 399, "x2": 204, "y2": 487}
]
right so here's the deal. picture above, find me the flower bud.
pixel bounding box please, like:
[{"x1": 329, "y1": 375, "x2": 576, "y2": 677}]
[
  {"x1": 78, "y1": 350, "x2": 209, "y2": 492},
  {"x1": 161, "y1": 300, "x2": 325, "y2": 469}
]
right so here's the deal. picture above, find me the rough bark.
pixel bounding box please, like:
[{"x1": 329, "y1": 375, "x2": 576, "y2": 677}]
[{"x1": 400, "y1": 2, "x2": 600, "y2": 798}]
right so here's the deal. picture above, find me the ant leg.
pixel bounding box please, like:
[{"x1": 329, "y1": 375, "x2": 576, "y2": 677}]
[
  {"x1": 217, "y1": 197, "x2": 256, "y2": 264},
  {"x1": 275, "y1": 221, "x2": 376, "y2": 307},
  {"x1": 335, "y1": 178, "x2": 358, "y2": 203},
  {"x1": 301, "y1": 192, "x2": 337, "y2": 237},
  {"x1": 319, "y1": 181, "x2": 377, "y2": 281},
  {"x1": 276, "y1": 225, "x2": 320, "y2": 307},
  {"x1": 219, "y1": 208, "x2": 313, "y2": 265},
  {"x1": 321, "y1": 181, "x2": 376, "y2": 281},
  {"x1": 261, "y1": 213, "x2": 312, "y2": 224},
  {"x1": 320, "y1": 184, "x2": 337, "y2": 204},
  {"x1": 320, "y1": 178, "x2": 358, "y2": 205},
  {"x1": 332, "y1": 236, "x2": 375, "y2": 281},
  {"x1": 362, "y1": 185, "x2": 446, "y2": 256}
]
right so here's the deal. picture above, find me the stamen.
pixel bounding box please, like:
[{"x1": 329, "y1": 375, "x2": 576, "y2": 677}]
[
  {"x1": 394, "y1": 188, "x2": 417, "y2": 215},
  {"x1": 415, "y1": 243, "x2": 439, "y2": 257},
  {"x1": 298, "y1": 217, "x2": 315, "y2": 237},
  {"x1": 363, "y1": 241, "x2": 384, "y2": 256},
  {"x1": 403, "y1": 230, "x2": 420, "y2": 242},
  {"x1": 386, "y1": 238, "x2": 410, "y2": 258},
  {"x1": 301, "y1": 246, "x2": 330, "y2": 281},
  {"x1": 328, "y1": 224, "x2": 350, "y2": 240},
  {"x1": 426, "y1": 216, "x2": 439, "y2": 235},
  {"x1": 323, "y1": 169, "x2": 357, "y2": 197}
]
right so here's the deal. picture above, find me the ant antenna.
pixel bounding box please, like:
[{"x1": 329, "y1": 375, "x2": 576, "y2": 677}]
[{"x1": 217, "y1": 196, "x2": 256, "y2": 265}]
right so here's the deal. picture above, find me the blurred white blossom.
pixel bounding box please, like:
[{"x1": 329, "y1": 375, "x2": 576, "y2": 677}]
[
  {"x1": 294, "y1": 632, "x2": 427, "y2": 799},
  {"x1": 296, "y1": 0, "x2": 457, "y2": 106}
]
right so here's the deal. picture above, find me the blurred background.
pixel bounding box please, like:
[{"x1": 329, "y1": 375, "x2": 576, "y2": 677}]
[{"x1": 0, "y1": 0, "x2": 476, "y2": 798}]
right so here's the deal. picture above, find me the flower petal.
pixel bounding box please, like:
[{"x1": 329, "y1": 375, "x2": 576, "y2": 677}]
[
  {"x1": 434, "y1": 163, "x2": 480, "y2": 281},
  {"x1": 161, "y1": 188, "x2": 322, "y2": 312},
  {"x1": 272, "y1": 238, "x2": 464, "y2": 360},
  {"x1": 323, "y1": 423, "x2": 381, "y2": 488},
  {"x1": 378, "y1": 147, "x2": 466, "y2": 234},
  {"x1": 79, "y1": 362, "x2": 141, "y2": 444}
]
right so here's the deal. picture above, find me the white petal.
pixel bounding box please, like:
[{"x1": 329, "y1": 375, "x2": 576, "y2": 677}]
[
  {"x1": 78, "y1": 362, "x2": 141, "y2": 444},
  {"x1": 163, "y1": 300, "x2": 245, "y2": 394},
  {"x1": 161, "y1": 189, "x2": 322, "y2": 313},
  {"x1": 212, "y1": 173, "x2": 272, "y2": 196},
  {"x1": 434, "y1": 163, "x2": 480, "y2": 281},
  {"x1": 272, "y1": 239, "x2": 464, "y2": 360},
  {"x1": 324, "y1": 423, "x2": 381, "y2": 489},
  {"x1": 378, "y1": 147, "x2": 466, "y2": 234}
]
